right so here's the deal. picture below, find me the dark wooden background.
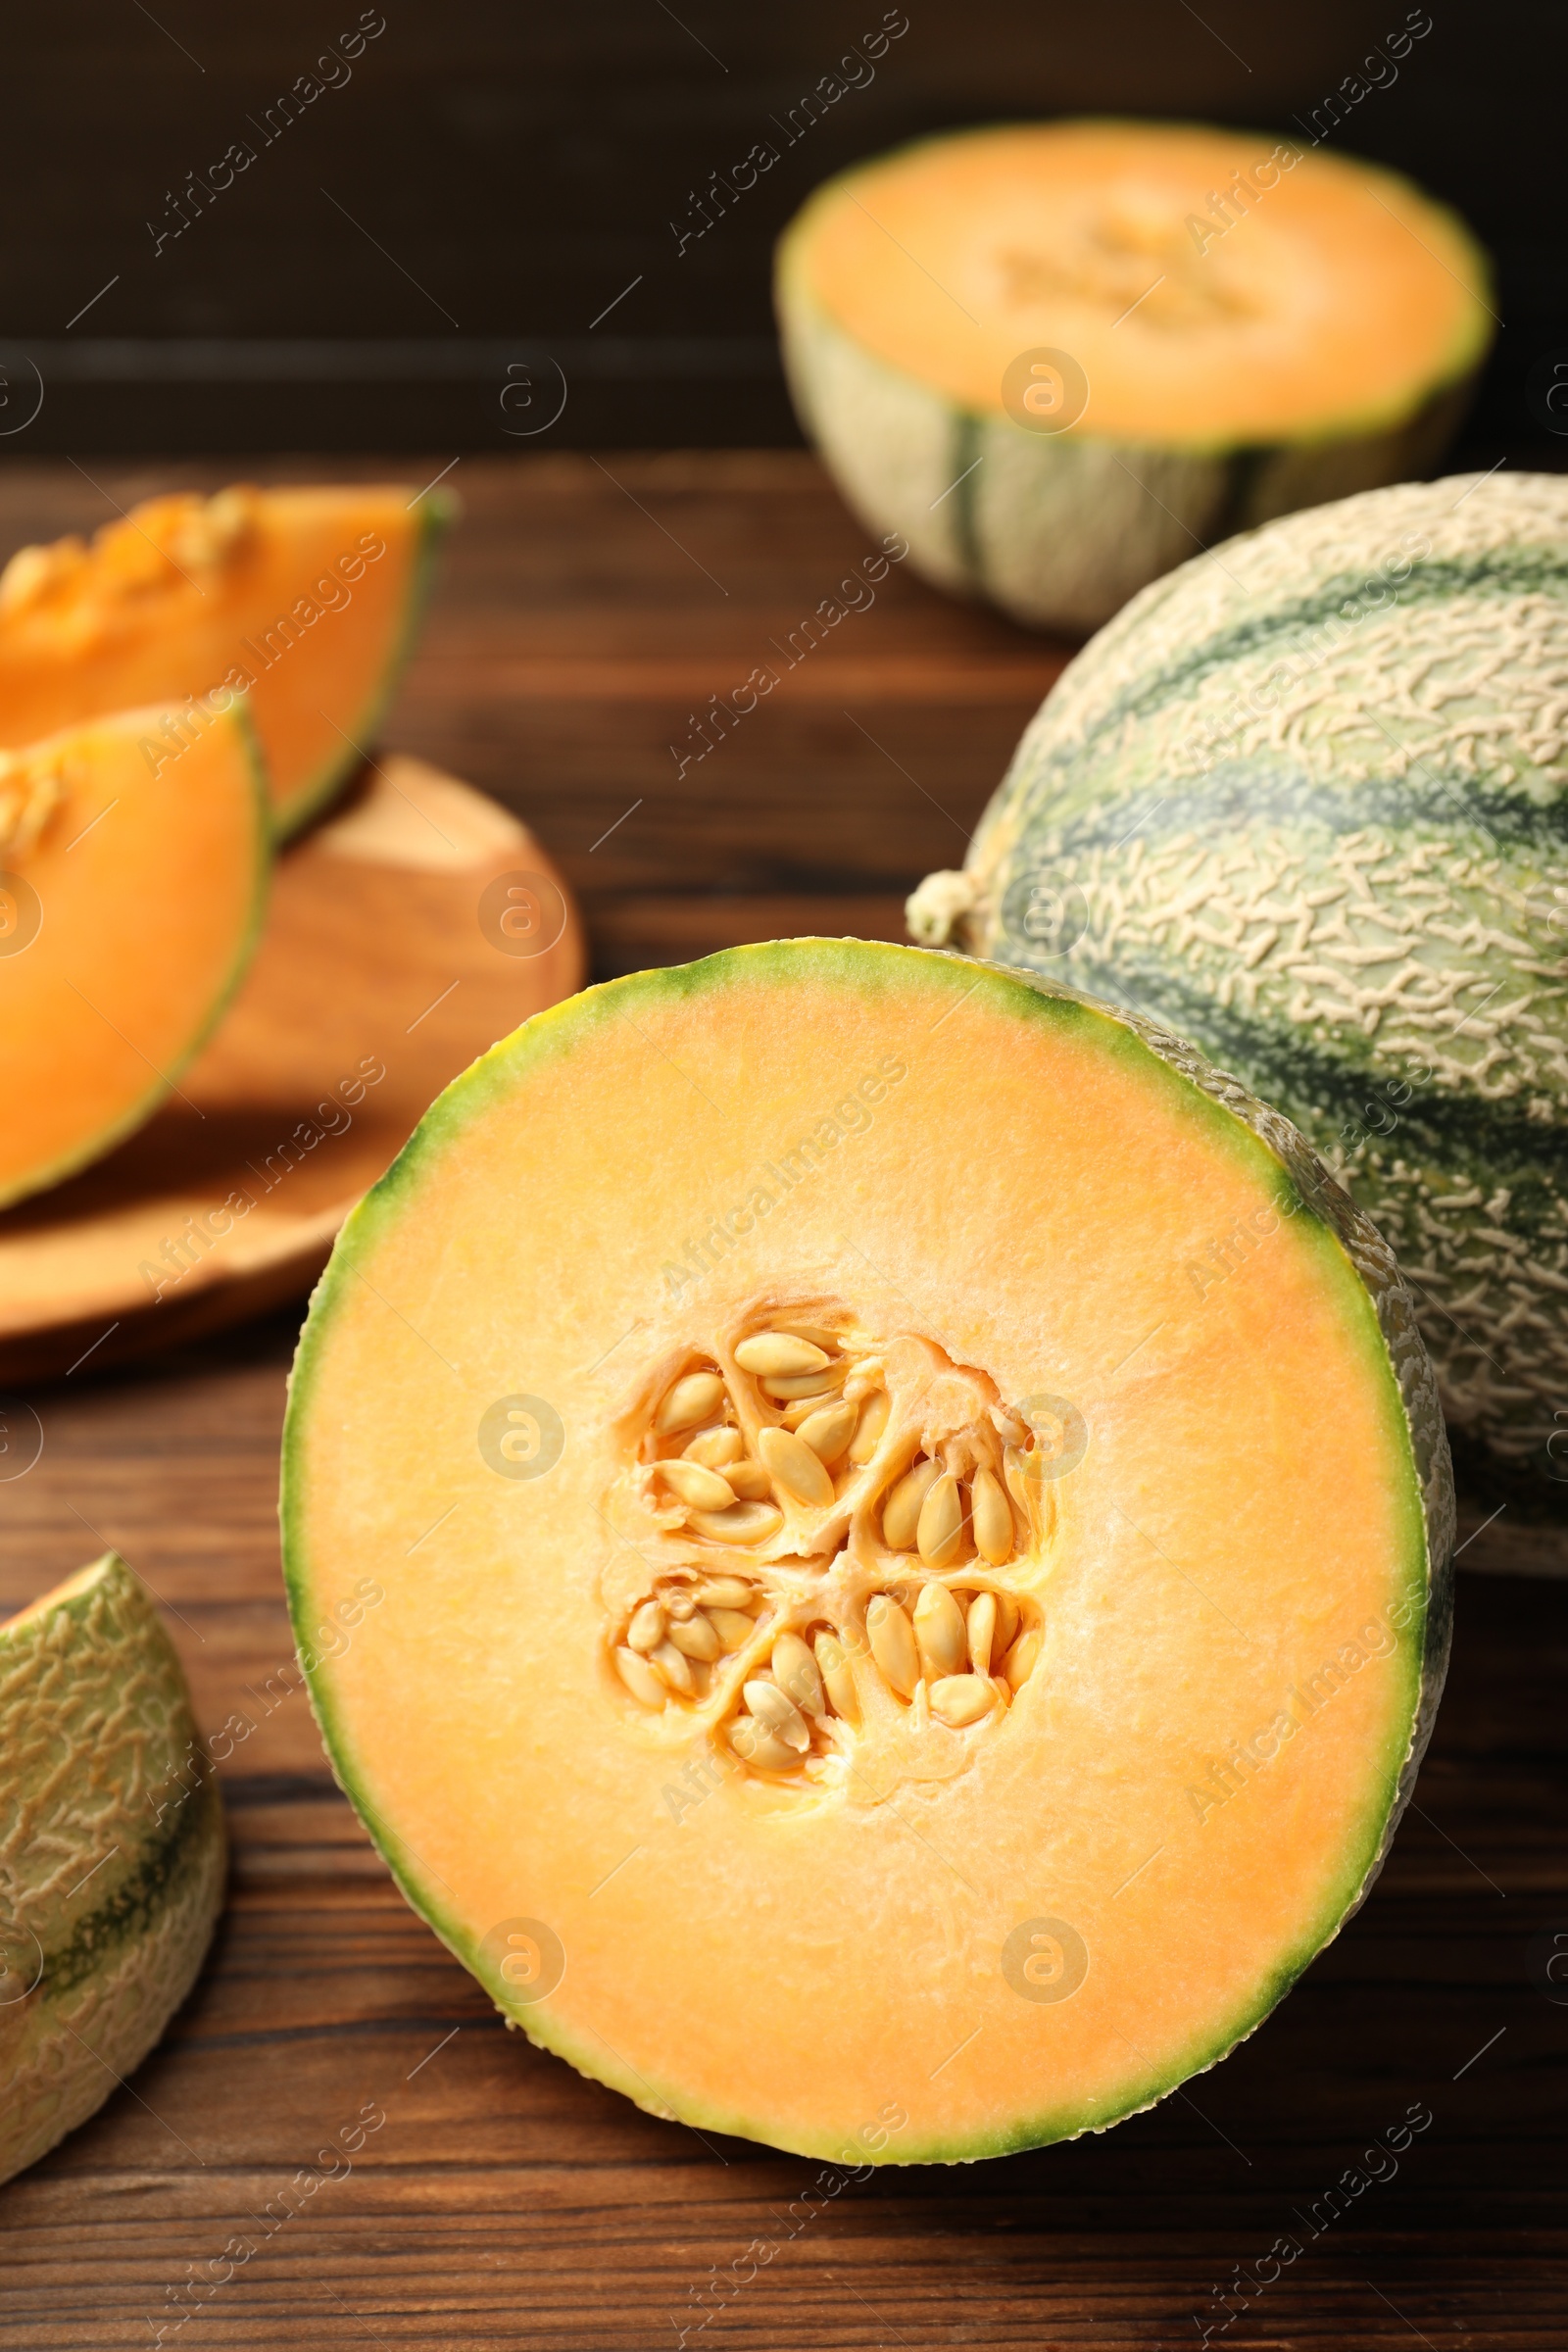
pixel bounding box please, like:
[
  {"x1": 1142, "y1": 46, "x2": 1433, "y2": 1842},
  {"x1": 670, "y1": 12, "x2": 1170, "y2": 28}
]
[
  {"x1": 0, "y1": 1, "x2": 1563, "y2": 451},
  {"x1": 0, "y1": 455, "x2": 1564, "y2": 2348}
]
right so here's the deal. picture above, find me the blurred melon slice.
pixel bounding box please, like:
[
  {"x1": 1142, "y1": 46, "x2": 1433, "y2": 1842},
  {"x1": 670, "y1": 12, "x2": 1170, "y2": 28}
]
[
  {"x1": 0, "y1": 483, "x2": 452, "y2": 836},
  {"x1": 0, "y1": 699, "x2": 268, "y2": 1208}
]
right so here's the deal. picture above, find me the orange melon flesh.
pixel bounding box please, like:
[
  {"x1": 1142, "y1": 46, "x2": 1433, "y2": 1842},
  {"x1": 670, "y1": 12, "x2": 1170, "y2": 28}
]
[
  {"x1": 0, "y1": 485, "x2": 449, "y2": 836},
  {"x1": 0, "y1": 703, "x2": 267, "y2": 1207},
  {"x1": 796, "y1": 121, "x2": 1489, "y2": 445},
  {"x1": 282, "y1": 941, "x2": 1448, "y2": 2162}
]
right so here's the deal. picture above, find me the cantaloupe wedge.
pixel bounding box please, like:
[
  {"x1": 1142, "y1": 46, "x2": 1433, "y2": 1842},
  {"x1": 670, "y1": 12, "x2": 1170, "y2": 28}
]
[
  {"x1": 779, "y1": 121, "x2": 1493, "y2": 629},
  {"x1": 282, "y1": 941, "x2": 1451, "y2": 2162},
  {"x1": 0, "y1": 1554, "x2": 225, "y2": 2184},
  {"x1": 0, "y1": 484, "x2": 451, "y2": 836},
  {"x1": 0, "y1": 701, "x2": 267, "y2": 1209}
]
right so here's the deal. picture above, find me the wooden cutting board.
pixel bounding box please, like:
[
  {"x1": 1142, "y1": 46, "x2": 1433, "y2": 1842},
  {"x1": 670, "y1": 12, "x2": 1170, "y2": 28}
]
[{"x1": 0, "y1": 754, "x2": 583, "y2": 1382}]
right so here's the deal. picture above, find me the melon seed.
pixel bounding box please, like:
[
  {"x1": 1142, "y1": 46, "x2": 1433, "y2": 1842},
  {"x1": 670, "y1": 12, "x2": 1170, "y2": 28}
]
[
  {"x1": 795, "y1": 1396, "x2": 858, "y2": 1466},
  {"x1": 667, "y1": 1611, "x2": 720, "y2": 1662},
  {"x1": 723, "y1": 1459, "x2": 773, "y2": 1501},
  {"x1": 735, "y1": 1333, "x2": 829, "y2": 1377},
  {"x1": 760, "y1": 1367, "x2": 845, "y2": 1399},
  {"x1": 967, "y1": 1591, "x2": 998, "y2": 1678},
  {"x1": 848, "y1": 1390, "x2": 891, "y2": 1464},
  {"x1": 687, "y1": 1499, "x2": 782, "y2": 1544},
  {"x1": 663, "y1": 1590, "x2": 698, "y2": 1621},
  {"x1": 993, "y1": 1592, "x2": 1020, "y2": 1655},
  {"x1": 866, "y1": 1594, "x2": 919, "y2": 1698},
  {"x1": 656, "y1": 1371, "x2": 725, "y2": 1433},
  {"x1": 970, "y1": 1468, "x2": 1014, "y2": 1565},
  {"x1": 1003, "y1": 1627, "x2": 1041, "y2": 1690},
  {"x1": 627, "y1": 1600, "x2": 665, "y2": 1654},
  {"x1": 697, "y1": 1576, "x2": 757, "y2": 1609},
  {"x1": 684, "y1": 1425, "x2": 744, "y2": 1468},
  {"x1": 916, "y1": 1472, "x2": 965, "y2": 1568},
  {"x1": 882, "y1": 1457, "x2": 941, "y2": 1551},
  {"x1": 913, "y1": 1581, "x2": 966, "y2": 1677},
  {"x1": 758, "y1": 1426, "x2": 834, "y2": 1508},
  {"x1": 651, "y1": 1640, "x2": 696, "y2": 1695},
  {"x1": 771, "y1": 1632, "x2": 825, "y2": 1718},
  {"x1": 614, "y1": 1646, "x2": 666, "y2": 1708},
  {"x1": 660, "y1": 1458, "x2": 736, "y2": 1511},
  {"x1": 743, "y1": 1679, "x2": 810, "y2": 1750},
  {"x1": 774, "y1": 1322, "x2": 842, "y2": 1350},
  {"x1": 708, "y1": 1606, "x2": 760, "y2": 1650},
  {"x1": 929, "y1": 1674, "x2": 997, "y2": 1728},
  {"x1": 813, "y1": 1631, "x2": 859, "y2": 1724},
  {"x1": 730, "y1": 1715, "x2": 797, "y2": 1772}
]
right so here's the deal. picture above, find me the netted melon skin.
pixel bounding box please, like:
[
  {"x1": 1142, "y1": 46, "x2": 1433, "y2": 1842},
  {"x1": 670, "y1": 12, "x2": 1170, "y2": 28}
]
[
  {"x1": 777, "y1": 270, "x2": 1476, "y2": 637},
  {"x1": 0, "y1": 1554, "x2": 224, "y2": 2183},
  {"x1": 923, "y1": 471, "x2": 1568, "y2": 1493}
]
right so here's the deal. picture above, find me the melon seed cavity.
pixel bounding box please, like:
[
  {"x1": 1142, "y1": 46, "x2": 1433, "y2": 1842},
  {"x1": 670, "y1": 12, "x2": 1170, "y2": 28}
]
[{"x1": 607, "y1": 1311, "x2": 1049, "y2": 1785}]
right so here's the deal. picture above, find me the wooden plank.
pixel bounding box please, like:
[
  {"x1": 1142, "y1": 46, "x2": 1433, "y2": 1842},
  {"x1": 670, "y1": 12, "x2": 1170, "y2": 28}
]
[{"x1": 0, "y1": 456, "x2": 1564, "y2": 2350}]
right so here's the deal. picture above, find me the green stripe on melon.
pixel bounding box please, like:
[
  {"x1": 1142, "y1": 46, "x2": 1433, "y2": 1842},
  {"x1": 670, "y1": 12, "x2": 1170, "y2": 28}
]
[
  {"x1": 777, "y1": 121, "x2": 1493, "y2": 633},
  {"x1": 0, "y1": 1554, "x2": 224, "y2": 2182},
  {"x1": 910, "y1": 469, "x2": 1568, "y2": 1494}
]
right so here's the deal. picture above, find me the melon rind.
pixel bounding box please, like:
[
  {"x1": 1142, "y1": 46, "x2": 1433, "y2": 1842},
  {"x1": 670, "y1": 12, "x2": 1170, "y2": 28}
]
[
  {"x1": 0, "y1": 1553, "x2": 225, "y2": 2183},
  {"x1": 281, "y1": 938, "x2": 1451, "y2": 2164},
  {"x1": 776, "y1": 125, "x2": 1492, "y2": 634},
  {"x1": 924, "y1": 471, "x2": 1568, "y2": 1492}
]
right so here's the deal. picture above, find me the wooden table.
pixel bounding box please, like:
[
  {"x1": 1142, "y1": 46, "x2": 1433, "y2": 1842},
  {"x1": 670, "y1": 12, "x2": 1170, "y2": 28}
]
[{"x1": 3, "y1": 456, "x2": 1562, "y2": 2350}]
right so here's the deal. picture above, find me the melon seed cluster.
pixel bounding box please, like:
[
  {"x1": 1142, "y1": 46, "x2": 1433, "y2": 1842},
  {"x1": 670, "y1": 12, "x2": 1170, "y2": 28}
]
[
  {"x1": 610, "y1": 1315, "x2": 1048, "y2": 1782},
  {"x1": 611, "y1": 1570, "x2": 767, "y2": 1709},
  {"x1": 641, "y1": 1323, "x2": 888, "y2": 1546},
  {"x1": 859, "y1": 1580, "x2": 1040, "y2": 1725}
]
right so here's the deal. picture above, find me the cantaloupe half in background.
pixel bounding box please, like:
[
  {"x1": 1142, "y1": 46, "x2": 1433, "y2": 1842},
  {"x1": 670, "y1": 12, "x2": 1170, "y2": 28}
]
[
  {"x1": 0, "y1": 1554, "x2": 225, "y2": 2184},
  {"x1": 0, "y1": 701, "x2": 267, "y2": 1208},
  {"x1": 0, "y1": 484, "x2": 451, "y2": 837},
  {"x1": 282, "y1": 940, "x2": 1452, "y2": 2162},
  {"x1": 908, "y1": 470, "x2": 1568, "y2": 1501},
  {"x1": 777, "y1": 121, "x2": 1493, "y2": 632}
]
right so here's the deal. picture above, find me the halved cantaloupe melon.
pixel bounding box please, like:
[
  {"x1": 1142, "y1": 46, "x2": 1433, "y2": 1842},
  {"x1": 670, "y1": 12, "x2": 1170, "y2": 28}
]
[
  {"x1": 282, "y1": 940, "x2": 1451, "y2": 2162},
  {"x1": 778, "y1": 121, "x2": 1493, "y2": 630},
  {"x1": 1, "y1": 1554, "x2": 225, "y2": 2184},
  {"x1": 0, "y1": 700, "x2": 267, "y2": 1208},
  {"x1": 0, "y1": 484, "x2": 451, "y2": 836}
]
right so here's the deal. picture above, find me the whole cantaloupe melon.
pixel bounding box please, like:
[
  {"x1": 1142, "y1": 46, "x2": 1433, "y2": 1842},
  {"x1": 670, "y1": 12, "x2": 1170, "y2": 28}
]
[
  {"x1": 910, "y1": 472, "x2": 1568, "y2": 1500},
  {"x1": 778, "y1": 121, "x2": 1492, "y2": 632},
  {"x1": 282, "y1": 940, "x2": 1450, "y2": 2162}
]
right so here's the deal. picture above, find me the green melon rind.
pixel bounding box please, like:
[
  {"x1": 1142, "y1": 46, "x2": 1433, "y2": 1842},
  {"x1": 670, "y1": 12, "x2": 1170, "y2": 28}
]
[
  {"x1": 281, "y1": 938, "x2": 1450, "y2": 2164},
  {"x1": 927, "y1": 470, "x2": 1568, "y2": 1485},
  {"x1": 0, "y1": 1552, "x2": 225, "y2": 2184},
  {"x1": 0, "y1": 696, "x2": 271, "y2": 1214},
  {"x1": 273, "y1": 488, "x2": 457, "y2": 842},
  {"x1": 775, "y1": 122, "x2": 1493, "y2": 633}
]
